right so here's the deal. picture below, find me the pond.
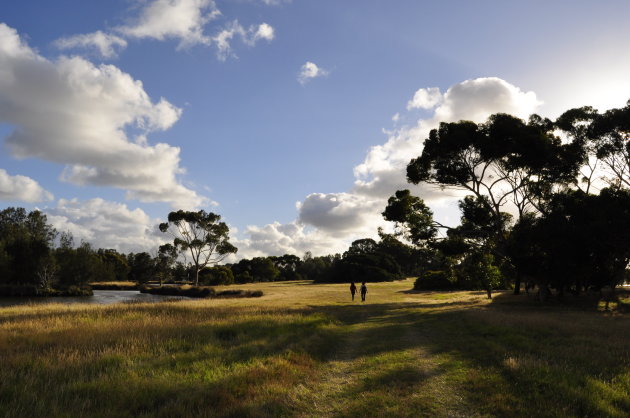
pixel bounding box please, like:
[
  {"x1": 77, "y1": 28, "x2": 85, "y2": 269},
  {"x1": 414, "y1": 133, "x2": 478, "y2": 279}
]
[{"x1": 0, "y1": 290, "x2": 190, "y2": 308}]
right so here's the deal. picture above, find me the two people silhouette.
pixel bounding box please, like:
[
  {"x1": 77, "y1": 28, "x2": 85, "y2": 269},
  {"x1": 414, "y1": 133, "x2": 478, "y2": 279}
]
[{"x1": 350, "y1": 281, "x2": 367, "y2": 302}]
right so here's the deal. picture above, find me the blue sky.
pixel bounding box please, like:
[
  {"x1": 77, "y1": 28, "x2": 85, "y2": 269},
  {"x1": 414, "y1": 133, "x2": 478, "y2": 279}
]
[{"x1": 2, "y1": 0, "x2": 630, "y2": 257}]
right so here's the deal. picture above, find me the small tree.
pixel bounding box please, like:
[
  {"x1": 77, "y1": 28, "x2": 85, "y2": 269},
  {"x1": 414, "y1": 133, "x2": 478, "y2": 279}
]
[
  {"x1": 159, "y1": 210, "x2": 237, "y2": 286},
  {"x1": 154, "y1": 244, "x2": 178, "y2": 286}
]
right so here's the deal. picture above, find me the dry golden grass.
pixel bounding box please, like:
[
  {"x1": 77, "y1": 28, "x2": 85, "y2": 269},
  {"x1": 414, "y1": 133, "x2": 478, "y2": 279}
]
[{"x1": 0, "y1": 279, "x2": 629, "y2": 417}]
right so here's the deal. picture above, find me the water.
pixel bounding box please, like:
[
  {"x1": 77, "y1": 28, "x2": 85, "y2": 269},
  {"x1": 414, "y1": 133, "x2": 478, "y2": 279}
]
[{"x1": 0, "y1": 290, "x2": 190, "y2": 308}]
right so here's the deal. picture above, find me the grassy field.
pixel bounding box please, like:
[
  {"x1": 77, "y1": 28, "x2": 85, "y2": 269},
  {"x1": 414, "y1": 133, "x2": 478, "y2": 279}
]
[{"x1": 0, "y1": 279, "x2": 629, "y2": 417}]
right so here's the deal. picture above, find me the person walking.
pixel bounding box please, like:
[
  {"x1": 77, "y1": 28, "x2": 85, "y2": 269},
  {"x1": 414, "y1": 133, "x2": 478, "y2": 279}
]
[
  {"x1": 360, "y1": 281, "x2": 367, "y2": 302},
  {"x1": 350, "y1": 282, "x2": 357, "y2": 301}
]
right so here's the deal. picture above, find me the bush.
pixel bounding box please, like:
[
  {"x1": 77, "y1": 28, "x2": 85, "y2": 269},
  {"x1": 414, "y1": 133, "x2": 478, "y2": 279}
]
[
  {"x1": 140, "y1": 285, "x2": 263, "y2": 299},
  {"x1": 199, "y1": 266, "x2": 235, "y2": 285},
  {"x1": 140, "y1": 285, "x2": 216, "y2": 298},
  {"x1": 414, "y1": 270, "x2": 456, "y2": 290}
]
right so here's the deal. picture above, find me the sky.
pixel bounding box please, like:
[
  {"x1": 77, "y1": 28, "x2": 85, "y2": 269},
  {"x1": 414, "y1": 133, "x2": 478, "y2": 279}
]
[{"x1": 1, "y1": 0, "x2": 630, "y2": 259}]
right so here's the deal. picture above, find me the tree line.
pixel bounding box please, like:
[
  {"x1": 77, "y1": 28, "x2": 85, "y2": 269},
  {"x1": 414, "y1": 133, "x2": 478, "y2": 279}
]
[{"x1": 2, "y1": 100, "x2": 629, "y2": 298}]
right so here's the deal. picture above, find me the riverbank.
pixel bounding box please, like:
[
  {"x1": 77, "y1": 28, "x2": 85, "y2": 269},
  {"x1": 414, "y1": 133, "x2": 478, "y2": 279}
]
[
  {"x1": 0, "y1": 284, "x2": 92, "y2": 297},
  {"x1": 0, "y1": 279, "x2": 628, "y2": 416},
  {"x1": 89, "y1": 281, "x2": 138, "y2": 290},
  {"x1": 140, "y1": 284, "x2": 263, "y2": 298}
]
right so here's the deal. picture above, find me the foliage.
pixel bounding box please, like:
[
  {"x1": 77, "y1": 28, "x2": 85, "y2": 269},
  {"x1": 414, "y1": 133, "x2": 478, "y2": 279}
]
[
  {"x1": 508, "y1": 188, "x2": 630, "y2": 292},
  {"x1": 269, "y1": 254, "x2": 305, "y2": 281},
  {"x1": 314, "y1": 239, "x2": 404, "y2": 283},
  {"x1": 413, "y1": 270, "x2": 456, "y2": 290},
  {"x1": 199, "y1": 265, "x2": 235, "y2": 285},
  {"x1": 127, "y1": 252, "x2": 155, "y2": 284},
  {"x1": 455, "y1": 251, "x2": 504, "y2": 291},
  {"x1": 0, "y1": 207, "x2": 57, "y2": 286},
  {"x1": 382, "y1": 190, "x2": 438, "y2": 246},
  {"x1": 230, "y1": 257, "x2": 281, "y2": 283},
  {"x1": 159, "y1": 210, "x2": 237, "y2": 285}
]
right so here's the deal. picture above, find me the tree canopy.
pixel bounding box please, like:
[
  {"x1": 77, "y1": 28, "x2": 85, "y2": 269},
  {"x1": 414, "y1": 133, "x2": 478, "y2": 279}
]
[{"x1": 159, "y1": 210, "x2": 237, "y2": 286}]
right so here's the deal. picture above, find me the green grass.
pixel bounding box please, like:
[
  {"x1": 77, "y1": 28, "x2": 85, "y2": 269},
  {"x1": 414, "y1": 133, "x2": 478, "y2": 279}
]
[{"x1": 0, "y1": 279, "x2": 629, "y2": 417}]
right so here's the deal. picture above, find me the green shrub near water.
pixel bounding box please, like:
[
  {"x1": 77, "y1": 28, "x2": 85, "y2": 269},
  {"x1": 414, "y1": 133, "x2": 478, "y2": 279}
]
[
  {"x1": 0, "y1": 284, "x2": 93, "y2": 297},
  {"x1": 139, "y1": 285, "x2": 263, "y2": 299}
]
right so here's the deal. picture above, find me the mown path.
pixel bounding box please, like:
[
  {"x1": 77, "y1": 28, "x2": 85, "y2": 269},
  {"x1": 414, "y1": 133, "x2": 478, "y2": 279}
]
[{"x1": 289, "y1": 283, "x2": 475, "y2": 417}]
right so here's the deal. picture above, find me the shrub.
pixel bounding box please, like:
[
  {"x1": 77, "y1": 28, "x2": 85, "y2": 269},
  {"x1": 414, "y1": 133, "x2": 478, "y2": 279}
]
[
  {"x1": 414, "y1": 270, "x2": 456, "y2": 290},
  {"x1": 199, "y1": 266, "x2": 235, "y2": 285}
]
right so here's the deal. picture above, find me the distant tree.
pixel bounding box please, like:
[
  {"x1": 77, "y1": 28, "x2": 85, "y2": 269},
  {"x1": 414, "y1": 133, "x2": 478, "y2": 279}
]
[
  {"x1": 154, "y1": 244, "x2": 177, "y2": 286},
  {"x1": 97, "y1": 249, "x2": 130, "y2": 282},
  {"x1": 56, "y1": 240, "x2": 102, "y2": 288},
  {"x1": 127, "y1": 252, "x2": 155, "y2": 284},
  {"x1": 159, "y1": 210, "x2": 237, "y2": 286},
  {"x1": 298, "y1": 252, "x2": 339, "y2": 282},
  {"x1": 343, "y1": 238, "x2": 379, "y2": 257},
  {"x1": 269, "y1": 254, "x2": 304, "y2": 281},
  {"x1": 0, "y1": 208, "x2": 57, "y2": 285},
  {"x1": 199, "y1": 265, "x2": 234, "y2": 285}
]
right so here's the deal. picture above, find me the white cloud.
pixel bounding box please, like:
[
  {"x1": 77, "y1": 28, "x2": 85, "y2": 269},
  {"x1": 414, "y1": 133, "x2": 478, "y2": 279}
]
[
  {"x1": 44, "y1": 198, "x2": 166, "y2": 253},
  {"x1": 118, "y1": 0, "x2": 220, "y2": 48},
  {"x1": 407, "y1": 87, "x2": 442, "y2": 110},
  {"x1": 0, "y1": 23, "x2": 206, "y2": 209},
  {"x1": 238, "y1": 77, "x2": 543, "y2": 257},
  {"x1": 434, "y1": 77, "x2": 541, "y2": 122},
  {"x1": 232, "y1": 221, "x2": 355, "y2": 260},
  {"x1": 252, "y1": 23, "x2": 275, "y2": 43},
  {"x1": 259, "y1": 0, "x2": 291, "y2": 5},
  {"x1": 55, "y1": 31, "x2": 128, "y2": 58},
  {"x1": 297, "y1": 192, "x2": 384, "y2": 236},
  {"x1": 354, "y1": 77, "x2": 541, "y2": 200},
  {"x1": 0, "y1": 169, "x2": 53, "y2": 202},
  {"x1": 54, "y1": 1, "x2": 274, "y2": 61},
  {"x1": 211, "y1": 20, "x2": 274, "y2": 60},
  {"x1": 298, "y1": 61, "x2": 329, "y2": 84}
]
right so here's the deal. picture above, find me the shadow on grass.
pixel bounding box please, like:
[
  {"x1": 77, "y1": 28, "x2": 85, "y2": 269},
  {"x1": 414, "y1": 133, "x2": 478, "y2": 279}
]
[
  {"x1": 2, "y1": 292, "x2": 629, "y2": 417},
  {"x1": 304, "y1": 298, "x2": 630, "y2": 417},
  {"x1": 491, "y1": 287, "x2": 630, "y2": 313}
]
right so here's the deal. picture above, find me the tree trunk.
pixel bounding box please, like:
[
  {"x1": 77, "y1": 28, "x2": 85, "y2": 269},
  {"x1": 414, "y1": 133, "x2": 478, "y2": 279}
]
[
  {"x1": 513, "y1": 271, "x2": 521, "y2": 295},
  {"x1": 194, "y1": 268, "x2": 200, "y2": 286}
]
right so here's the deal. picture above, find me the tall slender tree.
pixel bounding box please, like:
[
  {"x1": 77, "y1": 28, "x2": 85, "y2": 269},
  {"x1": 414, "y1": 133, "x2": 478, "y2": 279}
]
[{"x1": 159, "y1": 210, "x2": 237, "y2": 286}]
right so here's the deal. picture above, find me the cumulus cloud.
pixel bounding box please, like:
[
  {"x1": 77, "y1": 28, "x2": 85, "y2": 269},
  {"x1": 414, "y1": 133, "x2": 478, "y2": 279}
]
[
  {"x1": 0, "y1": 23, "x2": 205, "y2": 209},
  {"x1": 433, "y1": 77, "x2": 541, "y2": 123},
  {"x1": 237, "y1": 77, "x2": 543, "y2": 257},
  {"x1": 212, "y1": 20, "x2": 274, "y2": 60},
  {"x1": 407, "y1": 87, "x2": 442, "y2": 110},
  {"x1": 55, "y1": 31, "x2": 128, "y2": 58},
  {"x1": 118, "y1": 0, "x2": 220, "y2": 48},
  {"x1": 298, "y1": 61, "x2": 329, "y2": 84},
  {"x1": 354, "y1": 77, "x2": 541, "y2": 200},
  {"x1": 297, "y1": 193, "x2": 384, "y2": 236},
  {"x1": 0, "y1": 169, "x2": 53, "y2": 202},
  {"x1": 233, "y1": 221, "x2": 355, "y2": 260},
  {"x1": 44, "y1": 198, "x2": 166, "y2": 253}
]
